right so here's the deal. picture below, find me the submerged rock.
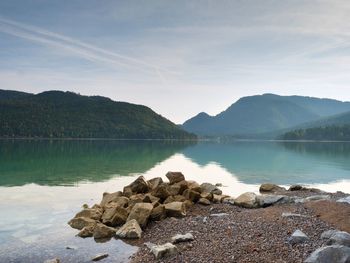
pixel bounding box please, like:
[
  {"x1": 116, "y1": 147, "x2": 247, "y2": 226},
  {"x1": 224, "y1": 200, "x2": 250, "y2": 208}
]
[
  {"x1": 171, "y1": 233, "x2": 194, "y2": 243},
  {"x1": 305, "y1": 245, "x2": 350, "y2": 263},
  {"x1": 151, "y1": 243, "x2": 178, "y2": 259},
  {"x1": 116, "y1": 219, "x2": 142, "y2": 239}
]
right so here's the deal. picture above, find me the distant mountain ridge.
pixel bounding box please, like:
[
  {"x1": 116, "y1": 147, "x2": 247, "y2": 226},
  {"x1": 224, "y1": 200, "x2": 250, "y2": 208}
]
[
  {"x1": 182, "y1": 94, "x2": 350, "y2": 136},
  {"x1": 0, "y1": 89, "x2": 196, "y2": 139}
]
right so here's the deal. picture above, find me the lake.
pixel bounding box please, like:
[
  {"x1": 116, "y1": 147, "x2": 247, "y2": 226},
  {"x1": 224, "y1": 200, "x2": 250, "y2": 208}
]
[{"x1": 0, "y1": 139, "x2": 349, "y2": 262}]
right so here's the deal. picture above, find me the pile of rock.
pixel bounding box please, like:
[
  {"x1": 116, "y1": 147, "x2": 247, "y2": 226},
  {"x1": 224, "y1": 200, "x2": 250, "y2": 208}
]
[{"x1": 68, "y1": 172, "x2": 224, "y2": 240}]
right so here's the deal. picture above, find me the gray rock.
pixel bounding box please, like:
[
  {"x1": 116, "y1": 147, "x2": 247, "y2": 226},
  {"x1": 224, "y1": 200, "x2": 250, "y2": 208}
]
[
  {"x1": 116, "y1": 219, "x2": 142, "y2": 239},
  {"x1": 210, "y1": 213, "x2": 229, "y2": 217},
  {"x1": 304, "y1": 195, "x2": 331, "y2": 202},
  {"x1": 305, "y1": 245, "x2": 350, "y2": 263},
  {"x1": 337, "y1": 196, "x2": 350, "y2": 204},
  {"x1": 151, "y1": 243, "x2": 178, "y2": 259},
  {"x1": 202, "y1": 216, "x2": 208, "y2": 223},
  {"x1": 91, "y1": 253, "x2": 109, "y2": 261},
  {"x1": 288, "y1": 229, "x2": 309, "y2": 244},
  {"x1": 171, "y1": 233, "x2": 194, "y2": 243},
  {"x1": 200, "y1": 183, "x2": 222, "y2": 195},
  {"x1": 321, "y1": 230, "x2": 350, "y2": 247},
  {"x1": 257, "y1": 195, "x2": 285, "y2": 207},
  {"x1": 68, "y1": 217, "x2": 96, "y2": 230},
  {"x1": 282, "y1": 212, "x2": 309, "y2": 218}
]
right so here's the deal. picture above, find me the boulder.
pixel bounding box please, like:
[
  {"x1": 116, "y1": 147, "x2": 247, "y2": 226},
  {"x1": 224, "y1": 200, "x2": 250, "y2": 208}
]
[
  {"x1": 200, "y1": 183, "x2": 222, "y2": 195},
  {"x1": 143, "y1": 194, "x2": 160, "y2": 204},
  {"x1": 116, "y1": 219, "x2": 142, "y2": 239},
  {"x1": 152, "y1": 183, "x2": 171, "y2": 200},
  {"x1": 68, "y1": 217, "x2": 96, "y2": 230},
  {"x1": 93, "y1": 223, "x2": 116, "y2": 239},
  {"x1": 198, "y1": 198, "x2": 211, "y2": 205},
  {"x1": 171, "y1": 233, "x2": 194, "y2": 243},
  {"x1": 150, "y1": 204, "x2": 166, "y2": 221},
  {"x1": 147, "y1": 177, "x2": 163, "y2": 190},
  {"x1": 100, "y1": 191, "x2": 123, "y2": 207},
  {"x1": 108, "y1": 207, "x2": 129, "y2": 226},
  {"x1": 289, "y1": 184, "x2": 303, "y2": 191},
  {"x1": 166, "y1": 172, "x2": 185, "y2": 185},
  {"x1": 288, "y1": 229, "x2": 309, "y2": 244},
  {"x1": 128, "y1": 194, "x2": 144, "y2": 207},
  {"x1": 259, "y1": 183, "x2": 285, "y2": 193},
  {"x1": 78, "y1": 224, "x2": 95, "y2": 238},
  {"x1": 321, "y1": 230, "x2": 338, "y2": 240},
  {"x1": 200, "y1": 192, "x2": 213, "y2": 201},
  {"x1": 337, "y1": 196, "x2": 350, "y2": 204},
  {"x1": 321, "y1": 231, "x2": 350, "y2": 247},
  {"x1": 187, "y1": 181, "x2": 202, "y2": 193},
  {"x1": 305, "y1": 245, "x2": 350, "y2": 263},
  {"x1": 101, "y1": 205, "x2": 122, "y2": 225},
  {"x1": 256, "y1": 195, "x2": 285, "y2": 207},
  {"x1": 127, "y1": 203, "x2": 153, "y2": 227},
  {"x1": 222, "y1": 197, "x2": 235, "y2": 205},
  {"x1": 173, "y1": 195, "x2": 187, "y2": 202},
  {"x1": 126, "y1": 176, "x2": 150, "y2": 194},
  {"x1": 165, "y1": 202, "x2": 186, "y2": 217},
  {"x1": 151, "y1": 243, "x2": 178, "y2": 259},
  {"x1": 73, "y1": 208, "x2": 102, "y2": 221},
  {"x1": 183, "y1": 189, "x2": 201, "y2": 202},
  {"x1": 123, "y1": 186, "x2": 133, "y2": 198},
  {"x1": 172, "y1": 181, "x2": 189, "y2": 195},
  {"x1": 234, "y1": 192, "x2": 258, "y2": 208},
  {"x1": 168, "y1": 184, "x2": 182, "y2": 196}
]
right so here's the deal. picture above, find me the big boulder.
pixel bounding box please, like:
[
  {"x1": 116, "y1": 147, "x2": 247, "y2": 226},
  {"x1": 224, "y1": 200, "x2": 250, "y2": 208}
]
[
  {"x1": 322, "y1": 230, "x2": 350, "y2": 247},
  {"x1": 166, "y1": 172, "x2": 185, "y2": 185},
  {"x1": 100, "y1": 191, "x2": 123, "y2": 207},
  {"x1": 116, "y1": 219, "x2": 142, "y2": 239},
  {"x1": 165, "y1": 202, "x2": 186, "y2": 217},
  {"x1": 152, "y1": 183, "x2": 171, "y2": 200},
  {"x1": 234, "y1": 192, "x2": 258, "y2": 208},
  {"x1": 305, "y1": 245, "x2": 350, "y2": 263},
  {"x1": 147, "y1": 177, "x2": 163, "y2": 190},
  {"x1": 93, "y1": 223, "x2": 116, "y2": 239},
  {"x1": 127, "y1": 203, "x2": 153, "y2": 227},
  {"x1": 259, "y1": 183, "x2": 285, "y2": 193},
  {"x1": 183, "y1": 189, "x2": 201, "y2": 203},
  {"x1": 256, "y1": 195, "x2": 285, "y2": 207},
  {"x1": 125, "y1": 176, "x2": 150, "y2": 194}
]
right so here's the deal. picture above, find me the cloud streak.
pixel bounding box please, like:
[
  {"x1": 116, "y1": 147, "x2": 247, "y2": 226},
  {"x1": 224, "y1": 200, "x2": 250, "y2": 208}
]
[{"x1": 0, "y1": 16, "x2": 171, "y2": 79}]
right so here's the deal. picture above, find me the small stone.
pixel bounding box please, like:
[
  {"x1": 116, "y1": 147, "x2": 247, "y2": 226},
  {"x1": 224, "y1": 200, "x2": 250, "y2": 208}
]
[
  {"x1": 304, "y1": 195, "x2": 331, "y2": 202},
  {"x1": 151, "y1": 243, "x2": 178, "y2": 259},
  {"x1": 65, "y1": 246, "x2": 77, "y2": 250},
  {"x1": 198, "y1": 198, "x2": 211, "y2": 205},
  {"x1": 44, "y1": 258, "x2": 60, "y2": 263},
  {"x1": 288, "y1": 229, "x2": 309, "y2": 244},
  {"x1": 259, "y1": 183, "x2": 285, "y2": 193},
  {"x1": 282, "y1": 212, "x2": 309, "y2": 218},
  {"x1": 91, "y1": 253, "x2": 109, "y2": 261},
  {"x1": 215, "y1": 183, "x2": 223, "y2": 187},
  {"x1": 305, "y1": 245, "x2": 350, "y2": 263},
  {"x1": 210, "y1": 213, "x2": 229, "y2": 217},
  {"x1": 171, "y1": 233, "x2": 194, "y2": 243},
  {"x1": 116, "y1": 219, "x2": 142, "y2": 239}
]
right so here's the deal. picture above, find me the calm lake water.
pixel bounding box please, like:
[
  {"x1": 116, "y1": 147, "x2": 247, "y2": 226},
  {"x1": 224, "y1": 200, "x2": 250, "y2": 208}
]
[{"x1": 0, "y1": 140, "x2": 349, "y2": 262}]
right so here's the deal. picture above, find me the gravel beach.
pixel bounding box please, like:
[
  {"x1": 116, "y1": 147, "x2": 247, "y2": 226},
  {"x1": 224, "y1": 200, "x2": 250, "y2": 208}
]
[{"x1": 129, "y1": 191, "x2": 350, "y2": 263}]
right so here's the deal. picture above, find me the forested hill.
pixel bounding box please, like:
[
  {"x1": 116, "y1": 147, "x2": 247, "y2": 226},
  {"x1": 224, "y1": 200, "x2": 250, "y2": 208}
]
[
  {"x1": 0, "y1": 90, "x2": 196, "y2": 139},
  {"x1": 282, "y1": 125, "x2": 350, "y2": 141}
]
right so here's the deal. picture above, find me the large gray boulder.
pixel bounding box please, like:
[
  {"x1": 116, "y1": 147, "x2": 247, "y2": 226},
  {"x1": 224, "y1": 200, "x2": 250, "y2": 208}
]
[
  {"x1": 305, "y1": 245, "x2": 350, "y2": 263},
  {"x1": 127, "y1": 202, "x2": 153, "y2": 227},
  {"x1": 151, "y1": 243, "x2": 178, "y2": 259},
  {"x1": 116, "y1": 219, "x2": 142, "y2": 239},
  {"x1": 321, "y1": 230, "x2": 350, "y2": 247},
  {"x1": 256, "y1": 195, "x2": 285, "y2": 207},
  {"x1": 234, "y1": 192, "x2": 258, "y2": 208}
]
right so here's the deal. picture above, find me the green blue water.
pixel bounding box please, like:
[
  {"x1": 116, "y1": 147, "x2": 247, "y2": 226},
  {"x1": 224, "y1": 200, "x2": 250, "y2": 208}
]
[{"x1": 0, "y1": 140, "x2": 349, "y2": 262}]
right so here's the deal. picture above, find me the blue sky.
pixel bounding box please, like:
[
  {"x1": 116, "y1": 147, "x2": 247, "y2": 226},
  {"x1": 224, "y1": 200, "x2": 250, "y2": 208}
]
[{"x1": 0, "y1": 0, "x2": 350, "y2": 123}]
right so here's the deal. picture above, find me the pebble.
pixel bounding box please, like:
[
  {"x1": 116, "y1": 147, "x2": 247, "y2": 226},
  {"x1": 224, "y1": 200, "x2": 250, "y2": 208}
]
[{"x1": 91, "y1": 253, "x2": 109, "y2": 261}]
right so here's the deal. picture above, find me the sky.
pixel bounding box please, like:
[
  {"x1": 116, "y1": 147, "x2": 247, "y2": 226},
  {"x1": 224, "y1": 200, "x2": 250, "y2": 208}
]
[{"x1": 0, "y1": 0, "x2": 350, "y2": 123}]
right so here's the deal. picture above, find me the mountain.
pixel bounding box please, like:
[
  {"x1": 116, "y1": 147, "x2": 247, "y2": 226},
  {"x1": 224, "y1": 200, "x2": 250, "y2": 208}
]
[
  {"x1": 281, "y1": 110, "x2": 350, "y2": 141},
  {"x1": 0, "y1": 90, "x2": 196, "y2": 139},
  {"x1": 182, "y1": 94, "x2": 350, "y2": 136}
]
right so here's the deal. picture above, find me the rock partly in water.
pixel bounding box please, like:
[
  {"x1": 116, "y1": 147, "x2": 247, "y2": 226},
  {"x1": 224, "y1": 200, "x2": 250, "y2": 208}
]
[
  {"x1": 77, "y1": 224, "x2": 95, "y2": 238},
  {"x1": 288, "y1": 229, "x2": 309, "y2": 244},
  {"x1": 68, "y1": 217, "x2": 96, "y2": 230},
  {"x1": 91, "y1": 253, "x2": 109, "y2": 261},
  {"x1": 93, "y1": 224, "x2": 116, "y2": 239},
  {"x1": 116, "y1": 219, "x2": 142, "y2": 239},
  {"x1": 127, "y1": 203, "x2": 153, "y2": 228},
  {"x1": 259, "y1": 183, "x2": 285, "y2": 193},
  {"x1": 166, "y1": 172, "x2": 185, "y2": 185},
  {"x1": 164, "y1": 202, "x2": 186, "y2": 217},
  {"x1": 305, "y1": 245, "x2": 350, "y2": 263},
  {"x1": 234, "y1": 192, "x2": 258, "y2": 208},
  {"x1": 44, "y1": 258, "x2": 60, "y2": 263},
  {"x1": 151, "y1": 243, "x2": 178, "y2": 259},
  {"x1": 171, "y1": 233, "x2": 194, "y2": 243},
  {"x1": 74, "y1": 208, "x2": 102, "y2": 221}
]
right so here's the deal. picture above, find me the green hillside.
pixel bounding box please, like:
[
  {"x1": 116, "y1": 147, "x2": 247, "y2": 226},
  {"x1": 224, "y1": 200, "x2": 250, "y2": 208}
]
[
  {"x1": 0, "y1": 90, "x2": 196, "y2": 139},
  {"x1": 182, "y1": 94, "x2": 350, "y2": 136}
]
